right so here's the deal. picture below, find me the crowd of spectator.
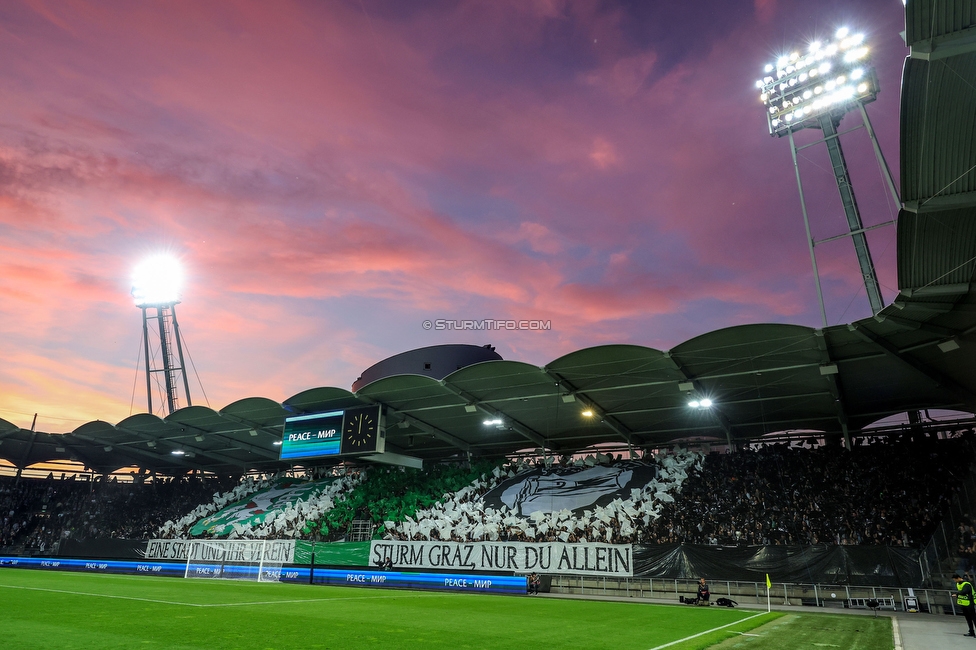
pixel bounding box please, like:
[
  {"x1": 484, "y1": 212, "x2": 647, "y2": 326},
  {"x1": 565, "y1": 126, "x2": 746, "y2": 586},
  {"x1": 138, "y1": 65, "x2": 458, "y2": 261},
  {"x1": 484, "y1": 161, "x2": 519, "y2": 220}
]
[
  {"x1": 0, "y1": 433, "x2": 972, "y2": 554},
  {"x1": 379, "y1": 435, "x2": 973, "y2": 550},
  {"x1": 957, "y1": 523, "x2": 976, "y2": 574},
  {"x1": 640, "y1": 436, "x2": 973, "y2": 548},
  {"x1": 0, "y1": 473, "x2": 236, "y2": 554}
]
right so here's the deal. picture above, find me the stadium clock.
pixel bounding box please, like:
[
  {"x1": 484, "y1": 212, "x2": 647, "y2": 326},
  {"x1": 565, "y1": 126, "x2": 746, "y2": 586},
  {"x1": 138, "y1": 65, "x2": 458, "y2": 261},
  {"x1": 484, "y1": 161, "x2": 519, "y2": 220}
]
[{"x1": 340, "y1": 406, "x2": 381, "y2": 454}]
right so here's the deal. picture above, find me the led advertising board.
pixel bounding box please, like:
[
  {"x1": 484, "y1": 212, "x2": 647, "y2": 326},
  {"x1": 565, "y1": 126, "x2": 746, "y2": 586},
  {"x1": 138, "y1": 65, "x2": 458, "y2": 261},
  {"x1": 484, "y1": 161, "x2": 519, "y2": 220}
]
[
  {"x1": 0, "y1": 557, "x2": 526, "y2": 594},
  {"x1": 279, "y1": 410, "x2": 343, "y2": 460},
  {"x1": 279, "y1": 406, "x2": 382, "y2": 461}
]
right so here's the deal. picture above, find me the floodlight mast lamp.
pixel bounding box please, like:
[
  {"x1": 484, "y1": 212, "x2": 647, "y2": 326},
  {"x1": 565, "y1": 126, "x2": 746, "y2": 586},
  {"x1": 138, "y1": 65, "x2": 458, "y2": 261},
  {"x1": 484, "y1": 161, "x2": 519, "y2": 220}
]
[
  {"x1": 757, "y1": 29, "x2": 899, "y2": 322},
  {"x1": 131, "y1": 257, "x2": 192, "y2": 416}
]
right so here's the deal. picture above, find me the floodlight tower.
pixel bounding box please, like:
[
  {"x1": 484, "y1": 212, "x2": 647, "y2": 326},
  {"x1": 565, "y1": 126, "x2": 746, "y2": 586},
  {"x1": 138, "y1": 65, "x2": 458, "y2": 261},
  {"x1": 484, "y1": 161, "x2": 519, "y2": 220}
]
[
  {"x1": 756, "y1": 27, "x2": 900, "y2": 326},
  {"x1": 131, "y1": 255, "x2": 192, "y2": 416}
]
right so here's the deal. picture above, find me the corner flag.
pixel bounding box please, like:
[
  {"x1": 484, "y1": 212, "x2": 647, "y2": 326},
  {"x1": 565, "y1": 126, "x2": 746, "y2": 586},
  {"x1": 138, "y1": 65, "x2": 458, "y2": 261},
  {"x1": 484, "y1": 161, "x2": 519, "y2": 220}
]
[{"x1": 765, "y1": 573, "x2": 772, "y2": 612}]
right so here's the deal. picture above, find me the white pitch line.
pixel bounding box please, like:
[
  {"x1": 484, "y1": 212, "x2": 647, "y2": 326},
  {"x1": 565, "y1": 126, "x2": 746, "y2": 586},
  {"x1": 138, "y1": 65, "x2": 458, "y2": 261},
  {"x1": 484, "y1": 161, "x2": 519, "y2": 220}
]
[
  {"x1": 199, "y1": 593, "x2": 446, "y2": 608},
  {"x1": 0, "y1": 583, "x2": 444, "y2": 608},
  {"x1": 0, "y1": 584, "x2": 209, "y2": 607},
  {"x1": 647, "y1": 611, "x2": 771, "y2": 650}
]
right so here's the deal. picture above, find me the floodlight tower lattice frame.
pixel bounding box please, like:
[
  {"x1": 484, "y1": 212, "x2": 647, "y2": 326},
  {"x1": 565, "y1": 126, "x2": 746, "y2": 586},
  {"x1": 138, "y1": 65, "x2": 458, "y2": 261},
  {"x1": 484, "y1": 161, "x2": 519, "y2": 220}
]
[
  {"x1": 758, "y1": 31, "x2": 900, "y2": 325},
  {"x1": 132, "y1": 256, "x2": 192, "y2": 416},
  {"x1": 139, "y1": 302, "x2": 192, "y2": 416}
]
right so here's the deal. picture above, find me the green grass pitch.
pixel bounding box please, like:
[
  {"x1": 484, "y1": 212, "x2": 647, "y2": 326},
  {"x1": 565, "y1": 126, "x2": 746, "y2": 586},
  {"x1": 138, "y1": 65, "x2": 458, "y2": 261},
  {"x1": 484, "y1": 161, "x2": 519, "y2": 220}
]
[{"x1": 0, "y1": 569, "x2": 891, "y2": 649}]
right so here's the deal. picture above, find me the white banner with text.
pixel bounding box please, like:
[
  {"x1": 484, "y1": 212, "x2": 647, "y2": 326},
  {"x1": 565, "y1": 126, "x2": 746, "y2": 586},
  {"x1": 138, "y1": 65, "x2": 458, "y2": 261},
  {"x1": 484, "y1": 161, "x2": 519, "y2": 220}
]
[
  {"x1": 369, "y1": 541, "x2": 632, "y2": 576},
  {"x1": 143, "y1": 539, "x2": 296, "y2": 564}
]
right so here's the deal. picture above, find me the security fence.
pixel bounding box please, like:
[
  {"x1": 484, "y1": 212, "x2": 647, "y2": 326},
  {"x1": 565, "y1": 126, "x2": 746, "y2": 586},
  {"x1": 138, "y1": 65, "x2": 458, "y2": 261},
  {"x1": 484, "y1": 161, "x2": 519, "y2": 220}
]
[{"x1": 549, "y1": 574, "x2": 962, "y2": 614}]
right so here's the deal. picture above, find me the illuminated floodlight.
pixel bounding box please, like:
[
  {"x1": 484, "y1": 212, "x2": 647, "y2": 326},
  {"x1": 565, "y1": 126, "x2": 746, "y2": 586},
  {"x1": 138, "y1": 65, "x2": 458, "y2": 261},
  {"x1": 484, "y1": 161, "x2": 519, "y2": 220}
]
[
  {"x1": 700, "y1": 398, "x2": 713, "y2": 408},
  {"x1": 688, "y1": 400, "x2": 700, "y2": 408},
  {"x1": 581, "y1": 409, "x2": 594, "y2": 417},
  {"x1": 171, "y1": 449, "x2": 185, "y2": 455},
  {"x1": 483, "y1": 418, "x2": 503, "y2": 427},
  {"x1": 131, "y1": 255, "x2": 183, "y2": 307},
  {"x1": 757, "y1": 29, "x2": 878, "y2": 137}
]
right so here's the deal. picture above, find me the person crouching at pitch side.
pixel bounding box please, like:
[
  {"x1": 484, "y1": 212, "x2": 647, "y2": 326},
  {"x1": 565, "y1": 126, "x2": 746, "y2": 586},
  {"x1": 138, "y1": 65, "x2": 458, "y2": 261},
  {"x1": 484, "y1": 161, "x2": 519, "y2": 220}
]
[
  {"x1": 527, "y1": 572, "x2": 541, "y2": 595},
  {"x1": 696, "y1": 577, "x2": 710, "y2": 606},
  {"x1": 954, "y1": 573, "x2": 976, "y2": 637}
]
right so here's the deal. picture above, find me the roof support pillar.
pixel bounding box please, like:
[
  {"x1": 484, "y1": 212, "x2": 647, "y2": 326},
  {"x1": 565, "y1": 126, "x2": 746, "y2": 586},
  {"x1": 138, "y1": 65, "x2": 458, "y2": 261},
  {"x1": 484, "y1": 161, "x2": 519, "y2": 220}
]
[
  {"x1": 390, "y1": 410, "x2": 471, "y2": 454},
  {"x1": 439, "y1": 378, "x2": 552, "y2": 450},
  {"x1": 664, "y1": 352, "x2": 736, "y2": 452},
  {"x1": 849, "y1": 323, "x2": 976, "y2": 411},
  {"x1": 114, "y1": 424, "x2": 252, "y2": 469},
  {"x1": 543, "y1": 369, "x2": 640, "y2": 446},
  {"x1": 814, "y1": 329, "x2": 853, "y2": 451}
]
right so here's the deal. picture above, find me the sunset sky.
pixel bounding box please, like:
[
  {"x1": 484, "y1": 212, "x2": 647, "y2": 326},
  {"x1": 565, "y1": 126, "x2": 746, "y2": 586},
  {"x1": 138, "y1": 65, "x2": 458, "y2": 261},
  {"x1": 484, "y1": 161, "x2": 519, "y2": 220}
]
[{"x1": 0, "y1": 0, "x2": 909, "y2": 432}]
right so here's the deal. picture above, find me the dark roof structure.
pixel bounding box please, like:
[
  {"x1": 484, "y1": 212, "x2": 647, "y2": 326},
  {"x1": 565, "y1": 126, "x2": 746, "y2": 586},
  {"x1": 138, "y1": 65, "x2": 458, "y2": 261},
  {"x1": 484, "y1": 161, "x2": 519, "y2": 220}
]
[{"x1": 2, "y1": 0, "x2": 974, "y2": 476}]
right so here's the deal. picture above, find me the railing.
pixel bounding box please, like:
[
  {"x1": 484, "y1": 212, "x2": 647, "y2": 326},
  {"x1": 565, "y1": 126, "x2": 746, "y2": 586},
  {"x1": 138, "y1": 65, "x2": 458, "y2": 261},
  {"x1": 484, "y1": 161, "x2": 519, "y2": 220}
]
[
  {"x1": 347, "y1": 520, "x2": 375, "y2": 542},
  {"x1": 548, "y1": 575, "x2": 965, "y2": 615}
]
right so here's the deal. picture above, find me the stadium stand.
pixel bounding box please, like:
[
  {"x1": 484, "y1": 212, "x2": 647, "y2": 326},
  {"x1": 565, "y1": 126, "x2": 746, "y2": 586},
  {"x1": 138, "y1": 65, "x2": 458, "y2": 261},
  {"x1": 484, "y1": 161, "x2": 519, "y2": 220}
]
[
  {"x1": 1, "y1": 474, "x2": 235, "y2": 555},
  {"x1": 2, "y1": 430, "x2": 973, "y2": 557},
  {"x1": 643, "y1": 435, "x2": 974, "y2": 547}
]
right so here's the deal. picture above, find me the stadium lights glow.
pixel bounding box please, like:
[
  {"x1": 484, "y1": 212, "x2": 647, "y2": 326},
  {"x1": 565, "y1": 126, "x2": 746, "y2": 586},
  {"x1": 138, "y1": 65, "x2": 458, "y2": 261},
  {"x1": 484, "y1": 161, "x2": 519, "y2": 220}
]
[
  {"x1": 171, "y1": 449, "x2": 185, "y2": 455},
  {"x1": 273, "y1": 441, "x2": 282, "y2": 446},
  {"x1": 581, "y1": 409, "x2": 594, "y2": 417},
  {"x1": 756, "y1": 28, "x2": 878, "y2": 137},
  {"x1": 688, "y1": 398, "x2": 714, "y2": 409},
  {"x1": 131, "y1": 255, "x2": 183, "y2": 307},
  {"x1": 483, "y1": 418, "x2": 503, "y2": 427}
]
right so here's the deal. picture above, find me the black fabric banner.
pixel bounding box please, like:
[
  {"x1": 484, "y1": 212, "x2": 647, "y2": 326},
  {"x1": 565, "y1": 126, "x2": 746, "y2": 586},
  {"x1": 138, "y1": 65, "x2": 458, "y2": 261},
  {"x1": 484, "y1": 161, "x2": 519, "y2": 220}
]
[
  {"x1": 632, "y1": 544, "x2": 921, "y2": 587},
  {"x1": 58, "y1": 539, "x2": 148, "y2": 560}
]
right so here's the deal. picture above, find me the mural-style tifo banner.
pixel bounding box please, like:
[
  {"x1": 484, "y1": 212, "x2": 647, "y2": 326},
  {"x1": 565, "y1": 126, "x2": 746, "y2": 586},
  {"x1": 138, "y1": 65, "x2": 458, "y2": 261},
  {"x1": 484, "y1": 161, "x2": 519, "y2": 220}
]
[
  {"x1": 480, "y1": 461, "x2": 658, "y2": 516},
  {"x1": 189, "y1": 477, "x2": 336, "y2": 537}
]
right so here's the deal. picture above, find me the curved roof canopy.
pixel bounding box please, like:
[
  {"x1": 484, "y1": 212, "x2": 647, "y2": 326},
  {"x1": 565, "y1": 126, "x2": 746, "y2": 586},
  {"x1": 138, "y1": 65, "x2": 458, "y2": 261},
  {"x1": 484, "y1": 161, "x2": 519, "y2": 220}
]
[{"x1": 2, "y1": 284, "x2": 973, "y2": 476}]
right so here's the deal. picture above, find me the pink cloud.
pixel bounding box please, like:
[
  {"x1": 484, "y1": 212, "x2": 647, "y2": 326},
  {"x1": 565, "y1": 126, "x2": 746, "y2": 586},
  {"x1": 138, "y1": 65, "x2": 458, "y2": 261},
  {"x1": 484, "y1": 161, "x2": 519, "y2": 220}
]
[{"x1": 0, "y1": 0, "x2": 908, "y2": 428}]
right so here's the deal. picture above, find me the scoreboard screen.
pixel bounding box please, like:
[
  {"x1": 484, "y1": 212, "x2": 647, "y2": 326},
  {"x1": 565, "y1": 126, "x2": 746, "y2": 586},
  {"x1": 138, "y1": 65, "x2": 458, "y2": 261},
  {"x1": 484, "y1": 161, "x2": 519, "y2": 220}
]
[
  {"x1": 279, "y1": 406, "x2": 383, "y2": 461},
  {"x1": 279, "y1": 411, "x2": 343, "y2": 460}
]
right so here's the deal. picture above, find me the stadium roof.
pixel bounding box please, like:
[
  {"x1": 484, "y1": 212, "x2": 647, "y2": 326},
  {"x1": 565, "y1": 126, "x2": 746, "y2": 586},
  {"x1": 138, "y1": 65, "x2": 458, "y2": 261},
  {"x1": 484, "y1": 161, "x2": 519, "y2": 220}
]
[{"x1": 1, "y1": 0, "x2": 974, "y2": 476}]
